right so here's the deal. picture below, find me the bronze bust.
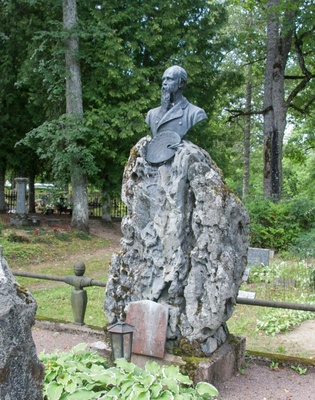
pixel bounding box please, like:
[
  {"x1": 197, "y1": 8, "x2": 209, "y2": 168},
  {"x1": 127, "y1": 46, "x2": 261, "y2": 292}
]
[{"x1": 145, "y1": 66, "x2": 207, "y2": 163}]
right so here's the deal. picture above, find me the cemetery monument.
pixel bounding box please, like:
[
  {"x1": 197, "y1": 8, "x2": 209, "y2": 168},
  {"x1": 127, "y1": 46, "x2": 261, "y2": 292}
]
[{"x1": 104, "y1": 66, "x2": 250, "y2": 357}]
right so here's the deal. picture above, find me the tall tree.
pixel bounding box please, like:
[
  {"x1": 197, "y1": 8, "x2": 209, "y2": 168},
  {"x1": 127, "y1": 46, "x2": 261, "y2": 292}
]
[
  {"x1": 263, "y1": 0, "x2": 315, "y2": 201},
  {"x1": 0, "y1": 0, "x2": 44, "y2": 212},
  {"x1": 263, "y1": 0, "x2": 295, "y2": 200},
  {"x1": 63, "y1": 0, "x2": 89, "y2": 231}
]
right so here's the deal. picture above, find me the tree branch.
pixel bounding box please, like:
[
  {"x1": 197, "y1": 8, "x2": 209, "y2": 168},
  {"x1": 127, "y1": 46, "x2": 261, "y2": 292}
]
[
  {"x1": 286, "y1": 32, "x2": 315, "y2": 106},
  {"x1": 225, "y1": 106, "x2": 272, "y2": 122}
]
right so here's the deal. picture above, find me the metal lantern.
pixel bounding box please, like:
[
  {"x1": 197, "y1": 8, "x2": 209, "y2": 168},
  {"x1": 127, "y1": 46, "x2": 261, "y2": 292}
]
[{"x1": 107, "y1": 321, "x2": 135, "y2": 362}]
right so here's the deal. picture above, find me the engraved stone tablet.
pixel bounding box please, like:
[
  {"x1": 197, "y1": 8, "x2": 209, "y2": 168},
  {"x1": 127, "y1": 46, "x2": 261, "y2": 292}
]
[{"x1": 125, "y1": 300, "x2": 169, "y2": 358}]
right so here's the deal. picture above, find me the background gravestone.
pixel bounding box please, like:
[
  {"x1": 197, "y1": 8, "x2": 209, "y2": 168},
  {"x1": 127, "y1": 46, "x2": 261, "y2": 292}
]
[
  {"x1": 247, "y1": 247, "x2": 271, "y2": 266},
  {"x1": 0, "y1": 247, "x2": 44, "y2": 399},
  {"x1": 105, "y1": 137, "x2": 250, "y2": 356}
]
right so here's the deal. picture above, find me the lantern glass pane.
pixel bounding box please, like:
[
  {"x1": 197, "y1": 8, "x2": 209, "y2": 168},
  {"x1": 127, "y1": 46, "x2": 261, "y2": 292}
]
[
  {"x1": 123, "y1": 333, "x2": 132, "y2": 362},
  {"x1": 111, "y1": 333, "x2": 123, "y2": 359}
]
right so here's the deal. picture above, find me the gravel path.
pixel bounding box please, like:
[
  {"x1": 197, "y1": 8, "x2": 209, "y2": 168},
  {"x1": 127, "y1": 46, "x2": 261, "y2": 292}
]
[{"x1": 217, "y1": 360, "x2": 315, "y2": 400}]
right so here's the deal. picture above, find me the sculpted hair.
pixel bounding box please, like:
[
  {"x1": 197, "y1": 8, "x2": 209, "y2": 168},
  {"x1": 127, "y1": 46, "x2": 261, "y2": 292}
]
[{"x1": 173, "y1": 65, "x2": 188, "y2": 85}]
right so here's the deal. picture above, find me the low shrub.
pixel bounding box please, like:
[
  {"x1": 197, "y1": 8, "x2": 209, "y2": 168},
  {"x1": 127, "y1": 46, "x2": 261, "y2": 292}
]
[
  {"x1": 40, "y1": 344, "x2": 219, "y2": 399},
  {"x1": 290, "y1": 228, "x2": 315, "y2": 259},
  {"x1": 245, "y1": 197, "x2": 315, "y2": 253}
]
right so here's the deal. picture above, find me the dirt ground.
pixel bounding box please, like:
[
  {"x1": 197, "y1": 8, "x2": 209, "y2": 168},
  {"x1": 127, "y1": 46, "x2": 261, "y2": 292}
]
[{"x1": 3, "y1": 214, "x2": 315, "y2": 399}]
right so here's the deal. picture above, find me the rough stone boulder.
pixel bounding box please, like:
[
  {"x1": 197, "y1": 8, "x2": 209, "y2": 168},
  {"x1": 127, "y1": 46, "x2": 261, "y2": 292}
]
[
  {"x1": 104, "y1": 137, "x2": 250, "y2": 355},
  {"x1": 0, "y1": 249, "x2": 44, "y2": 399}
]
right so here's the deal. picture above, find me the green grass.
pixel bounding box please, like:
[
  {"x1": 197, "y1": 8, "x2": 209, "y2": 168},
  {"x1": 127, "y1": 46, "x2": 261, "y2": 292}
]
[
  {"x1": 227, "y1": 258, "x2": 315, "y2": 356},
  {"x1": 0, "y1": 227, "x2": 109, "y2": 269},
  {"x1": 0, "y1": 217, "x2": 112, "y2": 327},
  {"x1": 33, "y1": 284, "x2": 108, "y2": 327}
]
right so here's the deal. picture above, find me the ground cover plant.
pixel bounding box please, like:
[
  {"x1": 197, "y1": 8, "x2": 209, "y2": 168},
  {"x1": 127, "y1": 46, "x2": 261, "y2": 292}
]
[
  {"x1": 40, "y1": 344, "x2": 219, "y2": 400},
  {"x1": 227, "y1": 258, "x2": 315, "y2": 357}
]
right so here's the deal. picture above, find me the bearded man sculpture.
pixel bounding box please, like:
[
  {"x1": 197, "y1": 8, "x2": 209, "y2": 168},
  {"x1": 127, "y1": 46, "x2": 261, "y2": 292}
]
[{"x1": 146, "y1": 65, "x2": 207, "y2": 139}]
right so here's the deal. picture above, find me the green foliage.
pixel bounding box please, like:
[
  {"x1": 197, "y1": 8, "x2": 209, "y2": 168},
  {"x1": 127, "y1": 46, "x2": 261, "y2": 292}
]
[
  {"x1": 40, "y1": 344, "x2": 110, "y2": 400},
  {"x1": 246, "y1": 260, "x2": 315, "y2": 336},
  {"x1": 256, "y1": 306, "x2": 315, "y2": 336},
  {"x1": 18, "y1": 114, "x2": 99, "y2": 185},
  {"x1": 40, "y1": 347, "x2": 219, "y2": 400},
  {"x1": 269, "y1": 361, "x2": 279, "y2": 370},
  {"x1": 75, "y1": 231, "x2": 92, "y2": 241},
  {"x1": 290, "y1": 229, "x2": 315, "y2": 259},
  {"x1": 244, "y1": 197, "x2": 315, "y2": 252},
  {"x1": 291, "y1": 365, "x2": 307, "y2": 375}
]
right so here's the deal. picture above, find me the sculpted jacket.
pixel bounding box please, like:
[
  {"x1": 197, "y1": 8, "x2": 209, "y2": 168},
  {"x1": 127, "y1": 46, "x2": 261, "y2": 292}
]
[{"x1": 145, "y1": 97, "x2": 207, "y2": 138}]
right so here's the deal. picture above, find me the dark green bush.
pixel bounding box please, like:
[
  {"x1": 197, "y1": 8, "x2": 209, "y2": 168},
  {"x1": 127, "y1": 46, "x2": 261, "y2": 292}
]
[
  {"x1": 290, "y1": 228, "x2": 315, "y2": 259},
  {"x1": 244, "y1": 197, "x2": 315, "y2": 252}
]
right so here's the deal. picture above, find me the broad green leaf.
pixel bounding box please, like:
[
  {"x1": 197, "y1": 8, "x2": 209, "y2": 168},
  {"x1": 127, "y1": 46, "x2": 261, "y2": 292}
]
[
  {"x1": 120, "y1": 379, "x2": 134, "y2": 394},
  {"x1": 106, "y1": 386, "x2": 120, "y2": 396},
  {"x1": 173, "y1": 374, "x2": 192, "y2": 385},
  {"x1": 133, "y1": 372, "x2": 155, "y2": 388},
  {"x1": 65, "y1": 379, "x2": 77, "y2": 394},
  {"x1": 174, "y1": 393, "x2": 194, "y2": 400},
  {"x1": 145, "y1": 361, "x2": 161, "y2": 376},
  {"x1": 150, "y1": 382, "x2": 162, "y2": 398},
  {"x1": 45, "y1": 370, "x2": 58, "y2": 383},
  {"x1": 162, "y1": 366, "x2": 192, "y2": 385},
  {"x1": 115, "y1": 358, "x2": 136, "y2": 374},
  {"x1": 46, "y1": 381, "x2": 63, "y2": 400},
  {"x1": 57, "y1": 372, "x2": 70, "y2": 386},
  {"x1": 67, "y1": 389, "x2": 98, "y2": 400},
  {"x1": 135, "y1": 391, "x2": 150, "y2": 400},
  {"x1": 195, "y1": 381, "x2": 219, "y2": 397},
  {"x1": 157, "y1": 390, "x2": 175, "y2": 400},
  {"x1": 130, "y1": 383, "x2": 147, "y2": 398},
  {"x1": 161, "y1": 378, "x2": 180, "y2": 394}
]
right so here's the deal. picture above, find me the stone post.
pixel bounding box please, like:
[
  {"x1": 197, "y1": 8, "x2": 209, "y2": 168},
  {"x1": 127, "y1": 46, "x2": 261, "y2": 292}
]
[{"x1": 15, "y1": 177, "x2": 28, "y2": 217}]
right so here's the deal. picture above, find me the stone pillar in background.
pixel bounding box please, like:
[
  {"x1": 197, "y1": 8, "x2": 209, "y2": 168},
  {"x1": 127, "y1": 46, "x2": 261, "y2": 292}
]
[
  {"x1": 11, "y1": 177, "x2": 29, "y2": 226},
  {"x1": 15, "y1": 177, "x2": 28, "y2": 217},
  {"x1": 0, "y1": 246, "x2": 44, "y2": 399}
]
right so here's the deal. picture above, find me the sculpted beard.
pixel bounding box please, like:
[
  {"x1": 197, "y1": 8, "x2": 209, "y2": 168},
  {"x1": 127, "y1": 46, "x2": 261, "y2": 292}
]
[{"x1": 161, "y1": 87, "x2": 172, "y2": 112}]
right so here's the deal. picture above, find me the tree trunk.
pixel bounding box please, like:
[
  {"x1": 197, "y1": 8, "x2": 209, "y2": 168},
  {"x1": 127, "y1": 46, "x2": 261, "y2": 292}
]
[
  {"x1": 242, "y1": 65, "x2": 252, "y2": 199},
  {"x1": 70, "y1": 160, "x2": 89, "y2": 231},
  {"x1": 263, "y1": 0, "x2": 295, "y2": 201},
  {"x1": 28, "y1": 173, "x2": 36, "y2": 213},
  {"x1": 63, "y1": 0, "x2": 89, "y2": 231},
  {"x1": 0, "y1": 164, "x2": 6, "y2": 214}
]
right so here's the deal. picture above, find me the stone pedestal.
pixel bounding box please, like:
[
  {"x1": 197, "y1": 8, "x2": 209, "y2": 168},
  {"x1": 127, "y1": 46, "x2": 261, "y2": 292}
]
[
  {"x1": 105, "y1": 138, "x2": 250, "y2": 355},
  {"x1": 192, "y1": 335, "x2": 246, "y2": 387},
  {"x1": 129, "y1": 334, "x2": 246, "y2": 387}
]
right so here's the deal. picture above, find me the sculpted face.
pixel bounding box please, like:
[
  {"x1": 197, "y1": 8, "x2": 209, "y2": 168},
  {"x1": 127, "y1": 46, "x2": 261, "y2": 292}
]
[
  {"x1": 162, "y1": 67, "x2": 181, "y2": 95},
  {"x1": 160, "y1": 66, "x2": 186, "y2": 111}
]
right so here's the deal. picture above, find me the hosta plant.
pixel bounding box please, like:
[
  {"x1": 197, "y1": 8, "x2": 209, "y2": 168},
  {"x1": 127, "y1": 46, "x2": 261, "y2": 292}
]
[{"x1": 40, "y1": 344, "x2": 219, "y2": 399}]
